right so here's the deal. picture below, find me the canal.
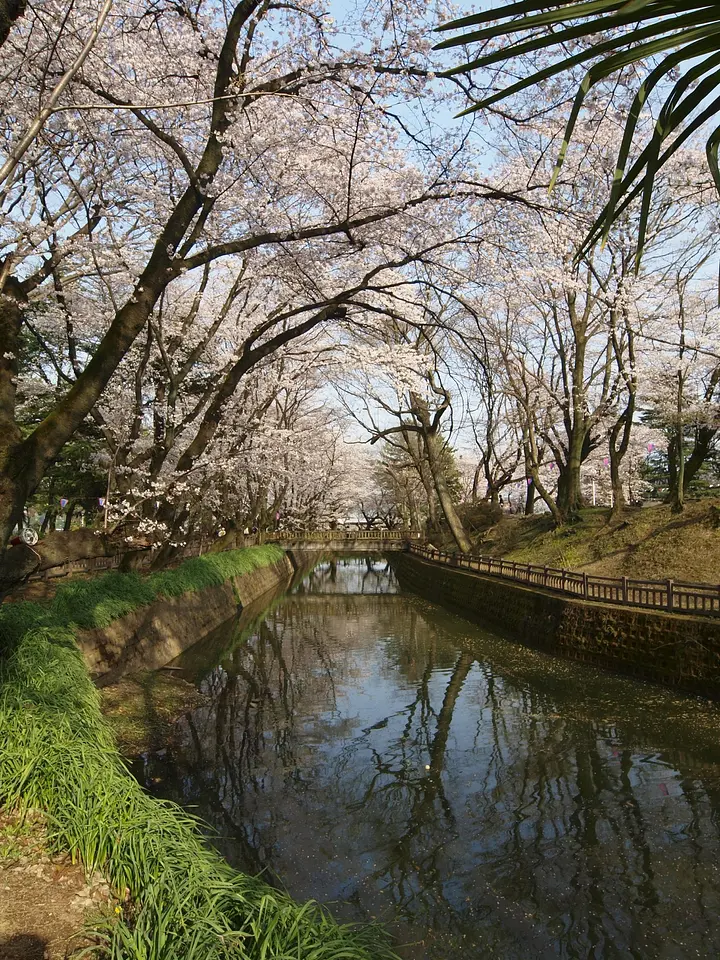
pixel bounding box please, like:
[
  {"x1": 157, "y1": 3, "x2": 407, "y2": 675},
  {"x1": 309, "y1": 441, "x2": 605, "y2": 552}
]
[{"x1": 135, "y1": 556, "x2": 720, "y2": 958}]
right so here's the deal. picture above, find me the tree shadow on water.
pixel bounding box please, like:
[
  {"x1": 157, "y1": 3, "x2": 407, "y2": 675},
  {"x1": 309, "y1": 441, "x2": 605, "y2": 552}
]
[{"x1": 0, "y1": 934, "x2": 48, "y2": 960}]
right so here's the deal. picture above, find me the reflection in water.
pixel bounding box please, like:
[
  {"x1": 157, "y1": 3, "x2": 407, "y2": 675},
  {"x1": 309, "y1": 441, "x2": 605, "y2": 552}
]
[
  {"x1": 294, "y1": 556, "x2": 400, "y2": 595},
  {"x1": 137, "y1": 559, "x2": 720, "y2": 959}
]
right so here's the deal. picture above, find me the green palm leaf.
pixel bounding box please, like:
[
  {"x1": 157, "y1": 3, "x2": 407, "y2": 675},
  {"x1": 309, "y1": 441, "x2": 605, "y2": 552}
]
[{"x1": 436, "y1": 1, "x2": 720, "y2": 264}]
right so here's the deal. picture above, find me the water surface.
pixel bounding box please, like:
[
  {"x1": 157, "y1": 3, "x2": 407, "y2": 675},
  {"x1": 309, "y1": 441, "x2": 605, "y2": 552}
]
[{"x1": 136, "y1": 557, "x2": 720, "y2": 958}]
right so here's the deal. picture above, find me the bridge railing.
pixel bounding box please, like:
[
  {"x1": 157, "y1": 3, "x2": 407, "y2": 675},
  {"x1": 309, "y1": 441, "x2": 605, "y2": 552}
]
[
  {"x1": 409, "y1": 543, "x2": 720, "y2": 618},
  {"x1": 264, "y1": 529, "x2": 422, "y2": 542}
]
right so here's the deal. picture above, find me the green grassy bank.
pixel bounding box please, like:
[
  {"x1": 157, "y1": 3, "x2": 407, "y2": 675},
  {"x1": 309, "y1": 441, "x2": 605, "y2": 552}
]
[
  {"x1": 477, "y1": 500, "x2": 720, "y2": 584},
  {"x1": 0, "y1": 546, "x2": 397, "y2": 960}
]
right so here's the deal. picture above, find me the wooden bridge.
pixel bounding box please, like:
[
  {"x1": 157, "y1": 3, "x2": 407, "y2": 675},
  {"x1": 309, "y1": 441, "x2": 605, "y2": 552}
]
[{"x1": 262, "y1": 529, "x2": 423, "y2": 551}]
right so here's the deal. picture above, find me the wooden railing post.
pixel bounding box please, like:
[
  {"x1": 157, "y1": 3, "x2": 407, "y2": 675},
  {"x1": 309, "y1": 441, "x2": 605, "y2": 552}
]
[
  {"x1": 667, "y1": 579, "x2": 674, "y2": 611},
  {"x1": 583, "y1": 572, "x2": 588, "y2": 599},
  {"x1": 544, "y1": 566, "x2": 548, "y2": 587},
  {"x1": 622, "y1": 577, "x2": 628, "y2": 603}
]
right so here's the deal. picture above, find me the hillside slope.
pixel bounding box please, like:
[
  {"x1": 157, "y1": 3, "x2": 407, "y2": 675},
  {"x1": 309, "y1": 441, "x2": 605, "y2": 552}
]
[{"x1": 476, "y1": 500, "x2": 720, "y2": 584}]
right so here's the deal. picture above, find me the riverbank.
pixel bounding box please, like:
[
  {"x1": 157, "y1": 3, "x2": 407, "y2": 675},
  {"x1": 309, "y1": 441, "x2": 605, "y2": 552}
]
[
  {"x1": 76, "y1": 546, "x2": 294, "y2": 679},
  {"x1": 476, "y1": 500, "x2": 720, "y2": 583},
  {"x1": 100, "y1": 586, "x2": 292, "y2": 754},
  {"x1": 0, "y1": 546, "x2": 397, "y2": 960},
  {"x1": 394, "y1": 550, "x2": 720, "y2": 699}
]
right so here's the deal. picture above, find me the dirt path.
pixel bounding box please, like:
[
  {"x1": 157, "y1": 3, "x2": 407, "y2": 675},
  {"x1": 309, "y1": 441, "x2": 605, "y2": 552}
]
[{"x1": 0, "y1": 813, "x2": 113, "y2": 960}]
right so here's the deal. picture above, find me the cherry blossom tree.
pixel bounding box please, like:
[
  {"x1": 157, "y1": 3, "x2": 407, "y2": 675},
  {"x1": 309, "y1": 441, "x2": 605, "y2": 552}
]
[
  {"x1": 0, "y1": 0, "x2": 504, "y2": 552},
  {"x1": 336, "y1": 300, "x2": 473, "y2": 551},
  {"x1": 457, "y1": 110, "x2": 719, "y2": 523},
  {"x1": 639, "y1": 271, "x2": 720, "y2": 512}
]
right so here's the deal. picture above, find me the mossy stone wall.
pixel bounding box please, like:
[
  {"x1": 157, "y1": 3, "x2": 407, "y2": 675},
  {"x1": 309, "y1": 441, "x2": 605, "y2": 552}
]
[
  {"x1": 394, "y1": 553, "x2": 720, "y2": 698},
  {"x1": 79, "y1": 555, "x2": 295, "y2": 679}
]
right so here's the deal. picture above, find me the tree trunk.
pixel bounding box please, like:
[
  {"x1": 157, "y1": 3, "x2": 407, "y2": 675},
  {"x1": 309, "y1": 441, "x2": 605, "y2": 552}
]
[
  {"x1": 0, "y1": 0, "x2": 26, "y2": 49},
  {"x1": 670, "y1": 366, "x2": 686, "y2": 514},
  {"x1": 608, "y1": 454, "x2": 624, "y2": 515},
  {"x1": 672, "y1": 428, "x2": 685, "y2": 514},
  {"x1": 419, "y1": 466, "x2": 438, "y2": 532},
  {"x1": 40, "y1": 509, "x2": 56, "y2": 536},
  {"x1": 556, "y1": 314, "x2": 591, "y2": 522},
  {"x1": 524, "y1": 479, "x2": 536, "y2": 516},
  {"x1": 608, "y1": 401, "x2": 634, "y2": 518},
  {"x1": 0, "y1": 280, "x2": 28, "y2": 548},
  {"x1": 408, "y1": 493, "x2": 420, "y2": 530},
  {"x1": 556, "y1": 452, "x2": 583, "y2": 519},
  {"x1": 682, "y1": 425, "x2": 716, "y2": 492},
  {"x1": 671, "y1": 332, "x2": 686, "y2": 514},
  {"x1": 425, "y1": 433, "x2": 471, "y2": 553},
  {"x1": 0, "y1": 442, "x2": 34, "y2": 547},
  {"x1": 63, "y1": 502, "x2": 77, "y2": 531},
  {"x1": 471, "y1": 463, "x2": 482, "y2": 503}
]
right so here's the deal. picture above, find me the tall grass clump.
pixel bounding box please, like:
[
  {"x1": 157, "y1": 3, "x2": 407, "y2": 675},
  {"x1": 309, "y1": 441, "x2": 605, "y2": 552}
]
[{"x1": 0, "y1": 548, "x2": 398, "y2": 960}]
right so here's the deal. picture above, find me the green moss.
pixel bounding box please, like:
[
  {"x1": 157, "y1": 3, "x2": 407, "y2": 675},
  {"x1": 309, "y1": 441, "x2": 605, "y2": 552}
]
[{"x1": 0, "y1": 547, "x2": 397, "y2": 960}]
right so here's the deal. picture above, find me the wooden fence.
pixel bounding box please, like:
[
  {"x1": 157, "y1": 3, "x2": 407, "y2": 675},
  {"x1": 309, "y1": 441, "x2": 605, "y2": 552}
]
[
  {"x1": 27, "y1": 551, "x2": 130, "y2": 581},
  {"x1": 408, "y1": 543, "x2": 720, "y2": 617}
]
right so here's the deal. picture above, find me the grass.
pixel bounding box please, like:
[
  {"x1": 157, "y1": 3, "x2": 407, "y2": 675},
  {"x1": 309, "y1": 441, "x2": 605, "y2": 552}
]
[
  {"x1": 0, "y1": 544, "x2": 288, "y2": 648},
  {"x1": 57, "y1": 544, "x2": 289, "y2": 632},
  {"x1": 0, "y1": 547, "x2": 398, "y2": 960},
  {"x1": 477, "y1": 500, "x2": 720, "y2": 583}
]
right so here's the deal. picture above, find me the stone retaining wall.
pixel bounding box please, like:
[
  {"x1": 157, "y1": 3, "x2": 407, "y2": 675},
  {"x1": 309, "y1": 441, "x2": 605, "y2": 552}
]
[
  {"x1": 79, "y1": 555, "x2": 296, "y2": 680},
  {"x1": 394, "y1": 553, "x2": 720, "y2": 698}
]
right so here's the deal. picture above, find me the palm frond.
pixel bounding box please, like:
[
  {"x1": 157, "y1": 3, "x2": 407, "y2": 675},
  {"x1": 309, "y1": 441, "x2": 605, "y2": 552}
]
[{"x1": 436, "y1": 1, "x2": 720, "y2": 264}]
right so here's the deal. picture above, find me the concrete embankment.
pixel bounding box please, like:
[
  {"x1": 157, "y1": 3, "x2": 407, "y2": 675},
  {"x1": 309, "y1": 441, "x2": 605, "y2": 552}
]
[
  {"x1": 79, "y1": 551, "x2": 304, "y2": 679},
  {"x1": 394, "y1": 552, "x2": 720, "y2": 699}
]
